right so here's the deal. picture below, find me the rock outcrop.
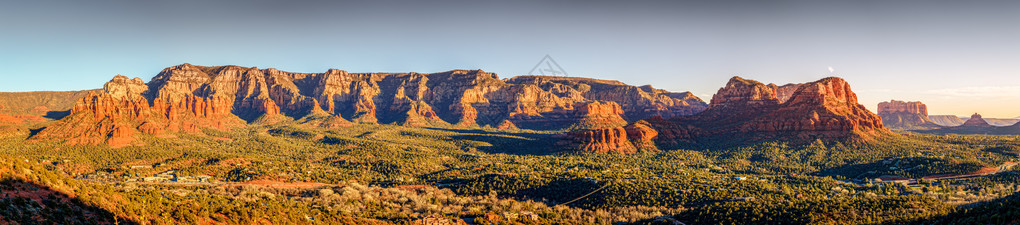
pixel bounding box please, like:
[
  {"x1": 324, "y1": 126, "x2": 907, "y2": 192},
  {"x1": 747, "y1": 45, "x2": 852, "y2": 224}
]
[
  {"x1": 563, "y1": 127, "x2": 637, "y2": 154},
  {"x1": 32, "y1": 75, "x2": 245, "y2": 147},
  {"x1": 495, "y1": 120, "x2": 518, "y2": 130},
  {"x1": 648, "y1": 76, "x2": 889, "y2": 146},
  {"x1": 625, "y1": 121, "x2": 659, "y2": 151},
  {"x1": 876, "y1": 100, "x2": 937, "y2": 129},
  {"x1": 560, "y1": 119, "x2": 661, "y2": 154},
  {"x1": 503, "y1": 76, "x2": 707, "y2": 120},
  {"x1": 960, "y1": 113, "x2": 992, "y2": 127},
  {"x1": 769, "y1": 83, "x2": 804, "y2": 104},
  {"x1": 34, "y1": 64, "x2": 708, "y2": 147}
]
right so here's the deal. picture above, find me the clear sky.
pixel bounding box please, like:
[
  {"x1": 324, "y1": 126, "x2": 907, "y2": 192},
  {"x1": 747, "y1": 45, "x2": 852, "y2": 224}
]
[{"x1": 1, "y1": 0, "x2": 1018, "y2": 117}]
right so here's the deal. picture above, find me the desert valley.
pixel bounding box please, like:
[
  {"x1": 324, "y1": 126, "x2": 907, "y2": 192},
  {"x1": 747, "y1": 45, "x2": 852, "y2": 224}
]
[
  {"x1": 2, "y1": 64, "x2": 1020, "y2": 224},
  {"x1": 5, "y1": 0, "x2": 1020, "y2": 224}
]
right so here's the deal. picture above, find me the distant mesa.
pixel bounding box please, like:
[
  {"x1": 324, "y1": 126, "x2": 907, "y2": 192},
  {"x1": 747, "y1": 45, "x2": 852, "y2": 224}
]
[
  {"x1": 643, "y1": 76, "x2": 890, "y2": 147},
  {"x1": 949, "y1": 114, "x2": 1019, "y2": 127},
  {"x1": 928, "y1": 115, "x2": 965, "y2": 127},
  {"x1": 978, "y1": 117, "x2": 1020, "y2": 126},
  {"x1": 876, "y1": 100, "x2": 938, "y2": 129},
  {"x1": 0, "y1": 90, "x2": 92, "y2": 126},
  {"x1": 923, "y1": 113, "x2": 1020, "y2": 135},
  {"x1": 25, "y1": 64, "x2": 708, "y2": 148}
]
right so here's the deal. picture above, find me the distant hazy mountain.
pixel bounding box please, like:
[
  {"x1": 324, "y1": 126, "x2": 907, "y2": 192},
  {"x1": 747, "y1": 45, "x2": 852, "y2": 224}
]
[
  {"x1": 928, "y1": 115, "x2": 965, "y2": 127},
  {"x1": 924, "y1": 113, "x2": 1020, "y2": 135}
]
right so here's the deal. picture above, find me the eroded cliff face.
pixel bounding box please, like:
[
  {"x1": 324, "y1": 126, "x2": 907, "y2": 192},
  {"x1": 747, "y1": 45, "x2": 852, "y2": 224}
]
[
  {"x1": 32, "y1": 75, "x2": 246, "y2": 147},
  {"x1": 877, "y1": 100, "x2": 937, "y2": 129},
  {"x1": 504, "y1": 76, "x2": 707, "y2": 120},
  {"x1": 649, "y1": 76, "x2": 889, "y2": 146},
  {"x1": 562, "y1": 127, "x2": 637, "y2": 154},
  {"x1": 35, "y1": 64, "x2": 708, "y2": 147},
  {"x1": 770, "y1": 83, "x2": 803, "y2": 104},
  {"x1": 560, "y1": 118, "x2": 662, "y2": 154},
  {"x1": 698, "y1": 77, "x2": 781, "y2": 126},
  {"x1": 878, "y1": 100, "x2": 927, "y2": 115}
]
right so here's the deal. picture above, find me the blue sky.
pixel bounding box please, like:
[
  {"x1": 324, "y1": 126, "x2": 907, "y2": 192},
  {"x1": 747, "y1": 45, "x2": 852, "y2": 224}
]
[{"x1": 2, "y1": 0, "x2": 1019, "y2": 117}]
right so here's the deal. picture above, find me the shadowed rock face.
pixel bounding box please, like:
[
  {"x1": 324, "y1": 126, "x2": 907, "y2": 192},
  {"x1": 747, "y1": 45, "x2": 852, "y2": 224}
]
[
  {"x1": 34, "y1": 64, "x2": 707, "y2": 147},
  {"x1": 648, "y1": 76, "x2": 889, "y2": 146},
  {"x1": 770, "y1": 83, "x2": 804, "y2": 104},
  {"x1": 877, "y1": 100, "x2": 937, "y2": 129}
]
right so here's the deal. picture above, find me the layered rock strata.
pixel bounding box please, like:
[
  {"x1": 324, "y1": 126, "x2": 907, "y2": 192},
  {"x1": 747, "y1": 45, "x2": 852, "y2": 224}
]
[
  {"x1": 35, "y1": 64, "x2": 708, "y2": 147},
  {"x1": 648, "y1": 76, "x2": 889, "y2": 146},
  {"x1": 876, "y1": 100, "x2": 937, "y2": 129}
]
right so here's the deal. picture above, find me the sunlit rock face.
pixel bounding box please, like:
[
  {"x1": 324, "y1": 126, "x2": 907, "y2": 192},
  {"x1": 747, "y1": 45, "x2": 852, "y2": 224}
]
[
  {"x1": 877, "y1": 100, "x2": 937, "y2": 129},
  {"x1": 647, "y1": 76, "x2": 890, "y2": 147},
  {"x1": 35, "y1": 64, "x2": 708, "y2": 147}
]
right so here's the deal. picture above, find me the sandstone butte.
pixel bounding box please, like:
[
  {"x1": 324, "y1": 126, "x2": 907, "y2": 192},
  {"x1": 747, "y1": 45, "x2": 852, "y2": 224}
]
[
  {"x1": 876, "y1": 100, "x2": 938, "y2": 129},
  {"x1": 28, "y1": 64, "x2": 708, "y2": 149},
  {"x1": 960, "y1": 113, "x2": 993, "y2": 127},
  {"x1": 928, "y1": 113, "x2": 1020, "y2": 135},
  {"x1": 644, "y1": 76, "x2": 890, "y2": 147}
]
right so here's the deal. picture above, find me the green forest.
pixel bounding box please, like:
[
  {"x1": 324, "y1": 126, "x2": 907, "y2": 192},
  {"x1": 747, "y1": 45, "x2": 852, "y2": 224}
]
[{"x1": 2, "y1": 121, "x2": 1020, "y2": 224}]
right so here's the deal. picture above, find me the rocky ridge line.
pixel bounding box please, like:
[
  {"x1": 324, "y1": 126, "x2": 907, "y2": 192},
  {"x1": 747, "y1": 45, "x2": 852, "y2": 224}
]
[{"x1": 33, "y1": 64, "x2": 708, "y2": 148}]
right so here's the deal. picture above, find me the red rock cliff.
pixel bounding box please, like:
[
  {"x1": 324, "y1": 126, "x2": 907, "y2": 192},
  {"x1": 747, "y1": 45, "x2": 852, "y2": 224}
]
[
  {"x1": 650, "y1": 76, "x2": 889, "y2": 146},
  {"x1": 35, "y1": 64, "x2": 708, "y2": 147},
  {"x1": 878, "y1": 100, "x2": 928, "y2": 115},
  {"x1": 876, "y1": 100, "x2": 936, "y2": 129},
  {"x1": 32, "y1": 75, "x2": 237, "y2": 148},
  {"x1": 563, "y1": 127, "x2": 637, "y2": 154}
]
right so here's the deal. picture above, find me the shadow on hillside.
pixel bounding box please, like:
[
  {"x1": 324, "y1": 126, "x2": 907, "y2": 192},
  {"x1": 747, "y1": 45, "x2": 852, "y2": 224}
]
[
  {"x1": 914, "y1": 126, "x2": 1020, "y2": 135},
  {"x1": 43, "y1": 110, "x2": 71, "y2": 120},
  {"x1": 815, "y1": 160, "x2": 886, "y2": 179},
  {"x1": 0, "y1": 178, "x2": 136, "y2": 224},
  {"x1": 27, "y1": 127, "x2": 45, "y2": 137},
  {"x1": 661, "y1": 135, "x2": 768, "y2": 152},
  {"x1": 422, "y1": 128, "x2": 563, "y2": 156},
  {"x1": 920, "y1": 190, "x2": 1020, "y2": 224}
]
